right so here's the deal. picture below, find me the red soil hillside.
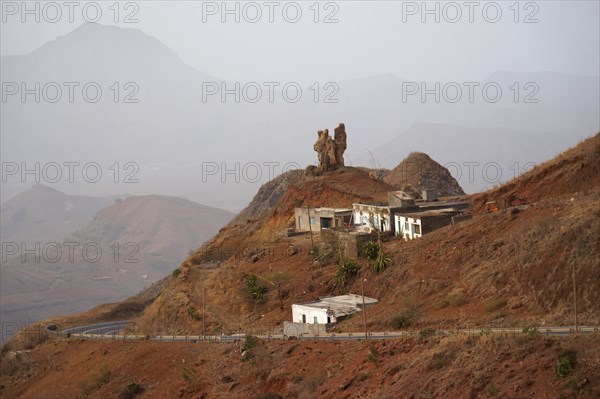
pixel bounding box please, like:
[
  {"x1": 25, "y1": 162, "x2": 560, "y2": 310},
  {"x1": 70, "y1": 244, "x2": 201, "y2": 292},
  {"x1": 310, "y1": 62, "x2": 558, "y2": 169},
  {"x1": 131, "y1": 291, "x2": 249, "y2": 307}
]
[
  {"x1": 3, "y1": 334, "x2": 599, "y2": 399},
  {"x1": 203, "y1": 167, "x2": 395, "y2": 251},
  {"x1": 2, "y1": 136, "x2": 599, "y2": 399},
  {"x1": 471, "y1": 133, "x2": 600, "y2": 214}
]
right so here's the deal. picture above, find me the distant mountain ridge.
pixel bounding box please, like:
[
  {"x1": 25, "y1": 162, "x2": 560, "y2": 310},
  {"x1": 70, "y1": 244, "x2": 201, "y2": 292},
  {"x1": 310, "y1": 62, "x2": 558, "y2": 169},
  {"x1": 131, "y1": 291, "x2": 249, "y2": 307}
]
[
  {"x1": 2, "y1": 23, "x2": 598, "y2": 208},
  {"x1": 0, "y1": 188, "x2": 234, "y2": 343},
  {"x1": 0, "y1": 184, "x2": 122, "y2": 243}
]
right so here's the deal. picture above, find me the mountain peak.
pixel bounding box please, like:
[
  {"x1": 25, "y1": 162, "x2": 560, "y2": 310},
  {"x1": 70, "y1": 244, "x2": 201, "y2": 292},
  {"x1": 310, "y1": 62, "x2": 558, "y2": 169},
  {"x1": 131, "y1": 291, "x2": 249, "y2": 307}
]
[
  {"x1": 25, "y1": 22, "x2": 183, "y2": 69},
  {"x1": 383, "y1": 152, "x2": 465, "y2": 198}
]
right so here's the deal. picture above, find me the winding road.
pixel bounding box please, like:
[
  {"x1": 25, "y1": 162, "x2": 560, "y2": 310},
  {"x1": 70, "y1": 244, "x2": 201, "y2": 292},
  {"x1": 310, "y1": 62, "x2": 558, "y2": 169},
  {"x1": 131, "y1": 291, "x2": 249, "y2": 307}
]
[{"x1": 50, "y1": 322, "x2": 599, "y2": 342}]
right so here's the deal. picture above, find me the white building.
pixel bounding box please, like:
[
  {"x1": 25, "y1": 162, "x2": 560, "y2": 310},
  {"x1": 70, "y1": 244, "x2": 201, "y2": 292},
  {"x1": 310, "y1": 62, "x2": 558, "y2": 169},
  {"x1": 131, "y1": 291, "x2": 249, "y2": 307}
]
[
  {"x1": 352, "y1": 203, "x2": 394, "y2": 233},
  {"x1": 292, "y1": 294, "x2": 378, "y2": 325},
  {"x1": 395, "y1": 209, "x2": 457, "y2": 240},
  {"x1": 352, "y1": 191, "x2": 418, "y2": 234}
]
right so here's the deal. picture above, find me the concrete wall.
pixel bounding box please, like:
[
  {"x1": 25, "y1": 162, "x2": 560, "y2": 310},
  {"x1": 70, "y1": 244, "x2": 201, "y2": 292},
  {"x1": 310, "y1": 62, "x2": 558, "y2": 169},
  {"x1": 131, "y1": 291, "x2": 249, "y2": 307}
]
[
  {"x1": 292, "y1": 304, "x2": 335, "y2": 324},
  {"x1": 395, "y1": 215, "x2": 422, "y2": 240},
  {"x1": 295, "y1": 208, "x2": 314, "y2": 232},
  {"x1": 353, "y1": 205, "x2": 394, "y2": 232},
  {"x1": 282, "y1": 321, "x2": 331, "y2": 336},
  {"x1": 421, "y1": 214, "x2": 454, "y2": 233},
  {"x1": 294, "y1": 208, "x2": 351, "y2": 232},
  {"x1": 395, "y1": 214, "x2": 455, "y2": 239},
  {"x1": 388, "y1": 192, "x2": 417, "y2": 208}
]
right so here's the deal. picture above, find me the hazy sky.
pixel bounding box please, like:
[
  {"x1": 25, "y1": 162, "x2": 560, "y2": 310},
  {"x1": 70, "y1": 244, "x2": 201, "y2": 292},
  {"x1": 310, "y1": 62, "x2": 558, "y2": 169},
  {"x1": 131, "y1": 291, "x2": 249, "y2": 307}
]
[{"x1": 2, "y1": 1, "x2": 599, "y2": 83}]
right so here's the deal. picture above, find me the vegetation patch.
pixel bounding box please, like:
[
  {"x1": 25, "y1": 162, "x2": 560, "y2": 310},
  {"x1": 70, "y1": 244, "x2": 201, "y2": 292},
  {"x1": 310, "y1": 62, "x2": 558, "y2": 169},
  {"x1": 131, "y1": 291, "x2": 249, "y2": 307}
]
[
  {"x1": 335, "y1": 259, "x2": 360, "y2": 288},
  {"x1": 390, "y1": 299, "x2": 422, "y2": 328},
  {"x1": 187, "y1": 306, "x2": 201, "y2": 320},
  {"x1": 182, "y1": 368, "x2": 195, "y2": 382},
  {"x1": 246, "y1": 274, "x2": 269, "y2": 303},
  {"x1": 522, "y1": 325, "x2": 539, "y2": 336},
  {"x1": 555, "y1": 350, "x2": 577, "y2": 378},
  {"x1": 171, "y1": 268, "x2": 181, "y2": 278},
  {"x1": 447, "y1": 293, "x2": 466, "y2": 307},
  {"x1": 359, "y1": 241, "x2": 380, "y2": 260},
  {"x1": 367, "y1": 346, "x2": 380, "y2": 363},
  {"x1": 118, "y1": 380, "x2": 144, "y2": 399},
  {"x1": 359, "y1": 239, "x2": 391, "y2": 272},
  {"x1": 429, "y1": 352, "x2": 449, "y2": 369},
  {"x1": 77, "y1": 364, "x2": 111, "y2": 398},
  {"x1": 483, "y1": 297, "x2": 507, "y2": 313}
]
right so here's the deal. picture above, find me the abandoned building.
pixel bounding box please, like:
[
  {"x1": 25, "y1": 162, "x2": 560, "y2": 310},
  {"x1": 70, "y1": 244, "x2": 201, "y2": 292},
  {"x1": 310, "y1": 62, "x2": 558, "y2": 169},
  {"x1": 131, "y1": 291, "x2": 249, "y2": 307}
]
[
  {"x1": 395, "y1": 209, "x2": 452, "y2": 240},
  {"x1": 294, "y1": 207, "x2": 353, "y2": 232},
  {"x1": 291, "y1": 294, "x2": 378, "y2": 325},
  {"x1": 293, "y1": 190, "x2": 470, "y2": 239},
  {"x1": 394, "y1": 196, "x2": 471, "y2": 239},
  {"x1": 352, "y1": 191, "x2": 418, "y2": 234}
]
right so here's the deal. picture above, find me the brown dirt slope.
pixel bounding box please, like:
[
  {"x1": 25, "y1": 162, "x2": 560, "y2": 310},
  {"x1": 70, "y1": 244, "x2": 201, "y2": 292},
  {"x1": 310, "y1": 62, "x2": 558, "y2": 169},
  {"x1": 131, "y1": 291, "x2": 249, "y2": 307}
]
[
  {"x1": 131, "y1": 167, "x2": 396, "y2": 335},
  {"x1": 129, "y1": 134, "x2": 600, "y2": 338},
  {"x1": 471, "y1": 133, "x2": 600, "y2": 214},
  {"x1": 2, "y1": 334, "x2": 599, "y2": 399}
]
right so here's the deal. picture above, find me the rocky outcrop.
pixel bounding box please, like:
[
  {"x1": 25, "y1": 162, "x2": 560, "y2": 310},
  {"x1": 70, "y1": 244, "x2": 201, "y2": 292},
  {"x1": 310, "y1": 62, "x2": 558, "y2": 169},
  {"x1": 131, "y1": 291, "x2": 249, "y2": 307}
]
[
  {"x1": 383, "y1": 152, "x2": 465, "y2": 198},
  {"x1": 314, "y1": 123, "x2": 347, "y2": 172},
  {"x1": 333, "y1": 123, "x2": 347, "y2": 167}
]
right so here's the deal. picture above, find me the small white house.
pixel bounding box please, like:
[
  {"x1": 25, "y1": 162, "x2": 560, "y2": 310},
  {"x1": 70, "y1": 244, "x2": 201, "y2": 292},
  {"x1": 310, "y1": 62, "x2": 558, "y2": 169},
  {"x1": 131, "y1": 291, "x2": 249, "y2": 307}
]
[
  {"x1": 292, "y1": 294, "x2": 378, "y2": 325},
  {"x1": 395, "y1": 209, "x2": 456, "y2": 240}
]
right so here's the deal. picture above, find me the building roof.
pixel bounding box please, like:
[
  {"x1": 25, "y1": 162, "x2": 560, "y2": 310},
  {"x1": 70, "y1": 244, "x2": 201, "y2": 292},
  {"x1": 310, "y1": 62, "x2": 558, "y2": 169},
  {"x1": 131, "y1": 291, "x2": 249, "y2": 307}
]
[
  {"x1": 293, "y1": 294, "x2": 378, "y2": 318},
  {"x1": 297, "y1": 207, "x2": 353, "y2": 213},
  {"x1": 395, "y1": 208, "x2": 460, "y2": 218},
  {"x1": 388, "y1": 190, "x2": 415, "y2": 200},
  {"x1": 352, "y1": 203, "x2": 393, "y2": 209}
]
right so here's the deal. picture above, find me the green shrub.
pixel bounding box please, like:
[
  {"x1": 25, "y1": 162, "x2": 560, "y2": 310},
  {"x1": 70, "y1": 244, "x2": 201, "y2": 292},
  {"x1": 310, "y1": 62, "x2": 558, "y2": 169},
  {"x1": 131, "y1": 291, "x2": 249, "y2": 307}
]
[
  {"x1": 254, "y1": 394, "x2": 284, "y2": 399},
  {"x1": 429, "y1": 352, "x2": 448, "y2": 369},
  {"x1": 360, "y1": 240, "x2": 391, "y2": 272},
  {"x1": 555, "y1": 350, "x2": 576, "y2": 378},
  {"x1": 118, "y1": 380, "x2": 143, "y2": 399},
  {"x1": 372, "y1": 248, "x2": 391, "y2": 273},
  {"x1": 483, "y1": 298, "x2": 507, "y2": 313},
  {"x1": 447, "y1": 293, "x2": 466, "y2": 307},
  {"x1": 367, "y1": 346, "x2": 380, "y2": 363},
  {"x1": 390, "y1": 299, "x2": 422, "y2": 329},
  {"x1": 522, "y1": 325, "x2": 539, "y2": 336},
  {"x1": 359, "y1": 241, "x2": 380, "y2": 260},
  {"x1": 244, "y1": 335, "x2": 258, "y2": 351},
  {"x1": 182, "y1": 368, "x2": 193, "y2": 382},
  {"x1": 487, "y1": 383, "x2": 498, "y2": 397},
  {"x1": 390, "y1": 314, "x2": 412, "y2": 329},
  {"x1": 334, "y1": 259, "x2": 360, "y2": 288},
  {"x1": 172, "y1": 269, "x2": 181, "y2": 278},
  {"x1": 187, "y1": 306, "x2": 201, "y2": 320},
  {"x1": 246, "y1": 274, "x2": 269, "y2": 303}
]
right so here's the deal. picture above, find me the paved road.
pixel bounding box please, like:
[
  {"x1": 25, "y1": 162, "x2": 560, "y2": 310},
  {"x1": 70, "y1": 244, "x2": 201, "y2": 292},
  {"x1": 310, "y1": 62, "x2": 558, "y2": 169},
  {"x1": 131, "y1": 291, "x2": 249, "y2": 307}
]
[
  {"x1": 56, "y1": 320, "x2": 132, "y2": 336},
  {"x1": 54, "y1": 322, "x2": 599, "y2": 342}
]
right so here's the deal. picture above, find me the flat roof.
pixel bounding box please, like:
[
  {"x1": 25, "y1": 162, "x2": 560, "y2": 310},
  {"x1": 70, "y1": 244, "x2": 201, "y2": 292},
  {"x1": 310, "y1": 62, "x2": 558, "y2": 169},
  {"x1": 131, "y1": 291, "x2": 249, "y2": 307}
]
[
  {"x1": 298, "y1": 207, "x2": 353, "y2": 213},
  {"x1": 396, "y1": 208, "x2": 459, "y2": 218},
  {"x1": 293, "y1": 294, "x2": 378, "y2": 317}
]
